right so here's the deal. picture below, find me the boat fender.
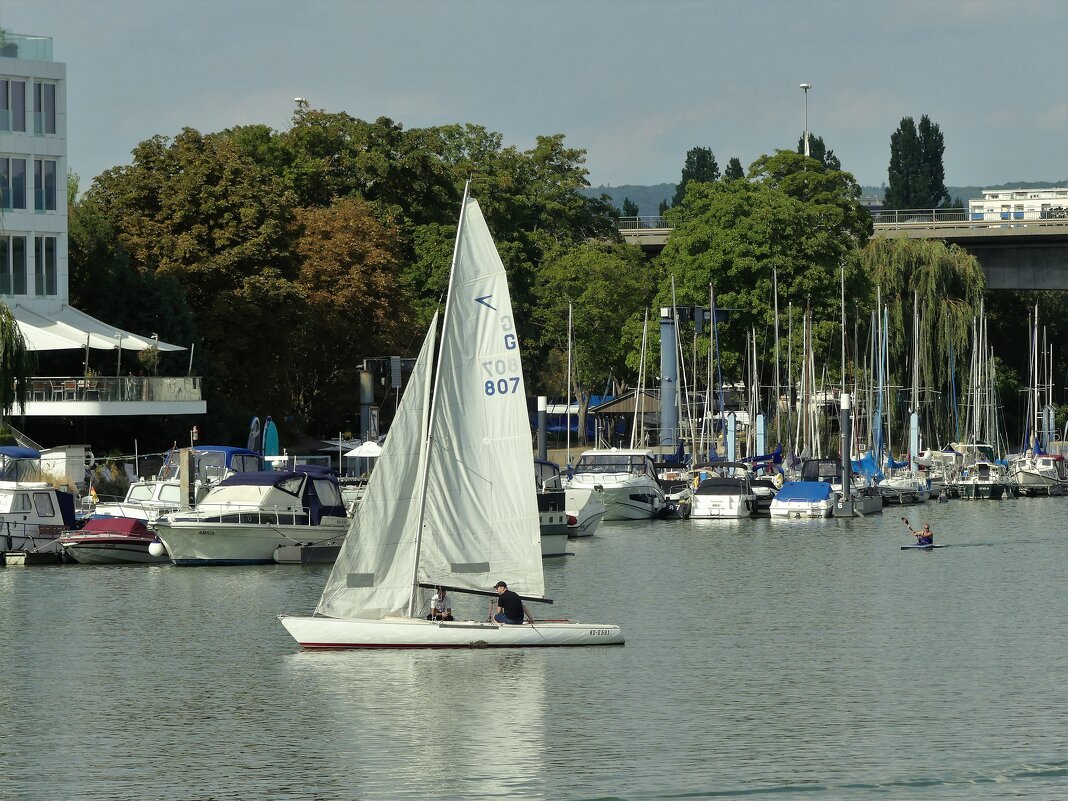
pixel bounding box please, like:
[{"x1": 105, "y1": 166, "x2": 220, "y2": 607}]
[{"x1": 148, "y1": 541, "x2": 166, "y2": 557}]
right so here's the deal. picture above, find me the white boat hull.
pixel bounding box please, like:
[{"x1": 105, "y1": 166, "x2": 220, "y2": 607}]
[
  {"x1": 539, "y1": 531, "x2": 569, "y2": 558},
  {"x1": 769, "y1": 500, "x2": 835, "y2": 518},
  {"x1": 564, "y1": 487, "x2": 606, "y2": 537},
  {"x1": 60, "y1": 539, "x2": 169, "y2": 565},
  {"x1": 279, "y1": 614, "x2": 624, "y2": 648},
  {"x1": 689, "y1": 494, "x2": 754, "y2": 519},
  {"x1": 568, "y1": 477, "x2": 664, "y2": 520},
  {"x1": 155, "y1": 522, "x2": 346, "y2": 566}
]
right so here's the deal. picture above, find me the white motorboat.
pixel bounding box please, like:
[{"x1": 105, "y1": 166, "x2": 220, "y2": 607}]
[
  {"x1": 689, "y1": 462, "x2": 756, "y2": 519},
  {"x1": 565, "y1": 486, "x2": 607, "y2": 537},
  {"x1": 155, "y1": 467, "x2": 347, "y2": 565},
  {"x1": 534, "y1": 460, "x2": 569, "y2": 558},
  {"x1": 567, "y1": 449, "x2": 666, "y2": 520},
  {"x1": 279, "y1": 189, "x2": 622, "y2": 648},
  {"x1": 769, "y1": 480, "x2": 836, "y2": 518},
  {"x1": 0, "y1": 480, "x2": 80, "y2": 564}
]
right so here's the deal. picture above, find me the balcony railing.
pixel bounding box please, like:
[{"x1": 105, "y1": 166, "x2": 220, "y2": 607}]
[
  {"x1": 0, "y1": 33, "x2": 53, "y2": 62},
  {"x1": 28, "y1": 376, "x2": 202, "y2": 403}
]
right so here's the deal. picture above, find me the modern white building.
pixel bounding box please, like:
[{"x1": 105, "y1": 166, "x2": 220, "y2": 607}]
[
  {"x1": 0, "y1": 31, "x2": 204, "y2": 417},
  {"x1": 969, "y1": 187, "x2": 1068, "y2": 221}
]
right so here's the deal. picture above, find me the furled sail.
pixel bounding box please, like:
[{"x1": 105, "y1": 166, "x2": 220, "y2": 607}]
[
  {"x1": 417, "y1": 197, "x2": 545, "y2": 599},
  {"x1": 315, "y1": 314, "x2": 437, "y2": 620}
]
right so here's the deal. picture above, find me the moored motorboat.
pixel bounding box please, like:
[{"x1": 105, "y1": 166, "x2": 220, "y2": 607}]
[
  {"x1": 769, "y1": 481, "x2": 836, "y2": 518},
  {"x1": 688, "y1": 462, "x2": 756, "y2": 520},
  {"x1": 566, "y1": 448, "x2": 665, "y2": 520},
  {"x1": 0, "y1": 480, "x2": 79, "y2": 565},
  {"x1": 59, "y1": 517, "x2": 169, "y2": 564},
  {"x1": 155, "y1": 466, "x2": 348, "y2": 565},
  {"x1": 564, "y1": 486, "x2": 607, "y2": 537}
]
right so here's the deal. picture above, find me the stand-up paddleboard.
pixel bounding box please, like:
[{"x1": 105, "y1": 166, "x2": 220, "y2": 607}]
[
  {"x1": 263, "y1": 416, "x2": 279, "y2": 458},
  {"x1": 900, "y1": 543, "x2": 948, "y2": 550}
]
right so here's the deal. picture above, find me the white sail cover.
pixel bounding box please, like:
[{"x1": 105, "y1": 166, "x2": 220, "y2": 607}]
[
  {"x1": 315, "y1": 314, "x2": 437, "y2": 619},
  {"x1": 418, "y1": 198, "x2": 545, "y2": 599}
]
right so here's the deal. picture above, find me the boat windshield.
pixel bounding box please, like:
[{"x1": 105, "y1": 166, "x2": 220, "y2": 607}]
[
  {"x1": 126, "y1": 483, "x2": 156, "y2": 502},
  {"x1": 575, "y1": 454, "x2": 650, "y2": 476}
]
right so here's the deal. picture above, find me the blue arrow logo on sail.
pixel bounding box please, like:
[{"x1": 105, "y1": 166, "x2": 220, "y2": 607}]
[{"x1": 475, "y1": 295, "x2": 496, "y2": 310}]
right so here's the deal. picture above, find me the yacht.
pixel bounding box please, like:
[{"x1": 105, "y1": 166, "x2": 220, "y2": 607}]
[
  {"x1": 567, "y1": 449, "x2": 666, "y2": 520},
  {"x1": 534, "y1": 460, "x2": 569, "y2": 557},
  {"x1": 689, "y1": 462, "x2": 756, "y2": 519},
  {"x1": 154, "y1": 466, "x2": 348, "y2": 565},
  {"x1": 1009, "y1": 452, "x2": 1068, "y2": 496}
]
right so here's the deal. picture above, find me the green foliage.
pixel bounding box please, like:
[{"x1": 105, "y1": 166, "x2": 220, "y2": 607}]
[
  {"x1": 884, "y1": 115, "x2": 951, "y2": 209},
  {"x1": 672, "y1": 147, "x2": 720, "y2": 207},
  {"x1": 795, "y1": 133, "x2": 841, "y2": 171},
  {"x1": 723, "y1": 158, "x2": 745, "y2": 181},
  {"x1": 0, "y1": 302, "x2": 32, "y2": 417},
  {"x1": 621, "y1": 197, "x2": 639, "y2": 217},
  {"x1": 659, "y1": 152, "x2": 872, "y2": 379},
  {"x1": 532, "y1": 241, "x2": 659, "y2": 399},
  {"x1": 658, "y1": 198, "x2": 669, "y2": 216},
  {"x1": 855, "y1": 236, "x2": 985, "y2": 439}
]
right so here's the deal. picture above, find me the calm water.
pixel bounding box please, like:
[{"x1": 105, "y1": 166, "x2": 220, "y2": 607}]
[{"x1": 3, "y1": 499, "x2": 1068, "y2": 801}]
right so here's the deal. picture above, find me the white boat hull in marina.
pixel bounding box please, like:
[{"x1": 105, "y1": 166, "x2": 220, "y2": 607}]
[
  {"x1": 279, "y1": 614, "x2": 624, "y2": 648},
  {"x1": 585, "y1": 479, "x2": 664, "y2": 520},
  {"x1": 564, "y1": 487, "x2": 606, "y2": 537},
  {"x1": 156, "y1": 523, "x2": 346, "y2": 566},
  {"x1": 690, "y1": 494, "x2": 754, "y2": 519}
]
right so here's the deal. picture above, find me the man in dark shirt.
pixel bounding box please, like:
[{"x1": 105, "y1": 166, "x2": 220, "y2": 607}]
[{"x1": 493, "y1": 580, "x2": 533, "y2": 625}]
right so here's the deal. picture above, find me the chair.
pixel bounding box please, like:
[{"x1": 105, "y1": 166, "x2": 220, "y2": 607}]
[
  {"x1": 63, "y1": 380, "x2": 78, "y2": 400},
  {"x1": 49, "y1": 381, "x2": 65, "y2": 401}
]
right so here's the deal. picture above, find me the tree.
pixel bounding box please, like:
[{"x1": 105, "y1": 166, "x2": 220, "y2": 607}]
[
  {"x1": 533, "y1": 241, "x2": 659, "y2": 439},
  {"x1": 658, "y1": 198, "x2": 670, "y2": 216},
  {"x1": 659, "y1": 152, "x2": 873, "y2": 379},
  {"x1": 796, "y1": 133, "x2": 841, "y2": 171},
  {"x1": 621, "y1": 197, "x2": 639, "y2": 217},
  {"x1": 0, "y1": 303, "x2": 32, "y2": 420},
  {"x1": 724, "y1": 157, "x2": 745, "y2": 181},
  {"x1": 671, "y1": 146, "x2": 719, "y2": 207},
  {"x1": 884, "y1": 115, "x2": 951, "y2": 209},
  {"x1": 290, "y1": 197, "x2": 412, "y2": 431},
  {"x1": 855, "y1": 236, "x2": 985, "y2": 441}
]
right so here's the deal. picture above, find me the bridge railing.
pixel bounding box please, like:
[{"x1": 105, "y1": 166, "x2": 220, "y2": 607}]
[{"x1": 618, "y1": 216, "x2": 670, "y2": 230}]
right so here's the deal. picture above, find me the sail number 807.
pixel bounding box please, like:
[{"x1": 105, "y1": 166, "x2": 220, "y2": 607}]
[{"x1": 485, "y1": 377, "x2": 520, "y2": 396}]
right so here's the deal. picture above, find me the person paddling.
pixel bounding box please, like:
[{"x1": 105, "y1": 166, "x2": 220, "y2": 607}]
[{"x1": 901, "y1": 517, "x2": 934, "y2": 545}]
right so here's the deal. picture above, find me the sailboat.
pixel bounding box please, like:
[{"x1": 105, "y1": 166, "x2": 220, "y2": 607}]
[{"x1": 279, "y1": 188, "x2": 623, "y2": 648}]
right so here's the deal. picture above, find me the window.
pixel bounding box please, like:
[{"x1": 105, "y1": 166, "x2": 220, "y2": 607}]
[
  {"x1": 1, "y1": 157, "x2": 27, "y2": 209},
  {"x1": 32, "y1": 492, "x2": 56, "y2": 518},
  {"x1": 33, "y1": 80, "x2": 55, "y2": 135},
  {"x1": 12, "y1": 493, "x2": 32, "y2": 512},
  {"x1": 33, "y1": 158, "x2": 56, "y2": 211},
  {"x1": 0, "y1": 79, "x2": 26, "y2": 132},
  {"x1": 34, "y1": 235, "x2": 56, "y2": 296},
  {"x1": 0, "y1": 236, "x2": 27, "y2": 295}
]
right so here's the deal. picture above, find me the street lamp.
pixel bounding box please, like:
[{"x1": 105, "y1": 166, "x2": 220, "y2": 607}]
[
  {"x1": 799, "y1": 83, "x2": 812, "y2": 158},
  {"x1": 294, "y1": 96, "x2": 308, "y2": 111}
]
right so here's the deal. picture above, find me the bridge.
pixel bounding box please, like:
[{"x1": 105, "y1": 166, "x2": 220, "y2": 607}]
[{"x1": 619, "y1": 210, "x2": 1068, "y2": 290}]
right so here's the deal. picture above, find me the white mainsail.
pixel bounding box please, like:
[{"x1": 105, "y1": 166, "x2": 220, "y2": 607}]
[
  {"x1": 417, "y1": 196, "x2": 545, "y2": 600},
  {"x1": 316, "y1": 314, "x2": 437, "y2": 620}
]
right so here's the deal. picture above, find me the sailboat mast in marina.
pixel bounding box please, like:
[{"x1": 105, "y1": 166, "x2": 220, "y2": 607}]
[{"x1": 279, "y1": 185, "x2": 623, "y2": 648}]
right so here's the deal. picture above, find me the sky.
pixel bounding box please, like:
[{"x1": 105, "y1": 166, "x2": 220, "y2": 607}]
[{"x1": 2, "y1": 0, "x2": 1066, "y2": 191}]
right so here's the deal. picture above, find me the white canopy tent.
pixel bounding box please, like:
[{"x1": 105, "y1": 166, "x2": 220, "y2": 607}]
[{"x1": 8, "y1": 303, "x2": 185, "y2": 352}]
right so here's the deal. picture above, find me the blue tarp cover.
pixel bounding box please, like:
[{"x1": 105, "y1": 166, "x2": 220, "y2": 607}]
[
  {"x1": 851, "y1": 453, "x2": 884, "y2": 481},
  {"x1": 775, "y1": 481, "x2": 833, "y2": 502}
]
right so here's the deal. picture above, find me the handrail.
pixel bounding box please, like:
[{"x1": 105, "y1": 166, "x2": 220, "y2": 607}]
[
  {"x1": 618, "y1": 207, "x2": 1068, "y2": 235},
  {"x1": 28, "y1": 375, "x2": 202, "y2": 403}
]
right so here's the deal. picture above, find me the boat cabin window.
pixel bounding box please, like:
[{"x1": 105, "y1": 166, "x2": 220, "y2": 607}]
[
  {"x1": 196, "y1": 452, "x2": 228, "y2": 484},
  {"x1": 127, "y1": 483, "x2": 156, "y2": 502},
  {"x1": 278, "y1": 475, "x2": 304, "y2": 496},
  {"x1": 575, "y1": 454, "x2": 651, "y2": 475},
  {"x1": 11, "y1": 493, "x2": 32, "y2": 512},
  {"x1": 32, "y1": 492, "x2": 55, "y2": 517},
  {"x1": 311, "y1": 478, "x2": 343, "y2": 506},
  {"x1": 230, "y1": 454, "x2": 260, "y2": 472},
  {"x1": 159, "y1": 484, "x2": 182, "y2": 503}
]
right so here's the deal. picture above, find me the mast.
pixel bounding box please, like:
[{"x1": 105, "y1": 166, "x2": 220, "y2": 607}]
[
  {"x1": 566, "y1": 302, "x2": 573, "y2": 466},
  {"x1": 406, "y1": 180, "x2": 471, "y2": 617},
  {"x1": 773, "y1": 266, "x2": 781, "y2": 444}
]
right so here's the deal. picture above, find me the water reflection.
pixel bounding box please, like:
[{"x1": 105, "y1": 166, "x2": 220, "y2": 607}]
[{"x1": 285, "y1": 648, "x2": 548, "y2": 800}]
